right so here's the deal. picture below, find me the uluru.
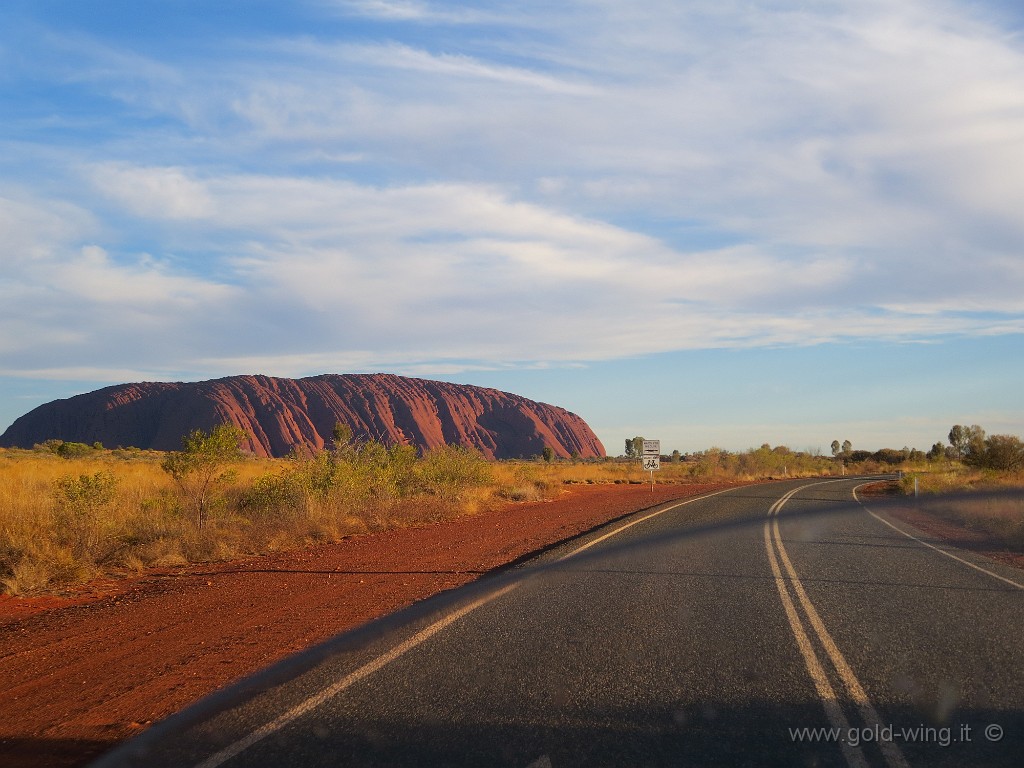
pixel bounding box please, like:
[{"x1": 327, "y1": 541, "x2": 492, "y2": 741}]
[{"x1": 0, "y1": 374, "x2": 606, "y2": 460}]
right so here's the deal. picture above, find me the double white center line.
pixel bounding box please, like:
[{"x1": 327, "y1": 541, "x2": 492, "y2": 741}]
[{"x1": 764, "y1": 482, "x2": 908, "y2": 768}]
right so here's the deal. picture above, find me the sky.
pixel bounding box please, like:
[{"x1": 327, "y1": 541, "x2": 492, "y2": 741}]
[{"x1": 1, "y1": 0, "x2": 1023, "y2": 455}]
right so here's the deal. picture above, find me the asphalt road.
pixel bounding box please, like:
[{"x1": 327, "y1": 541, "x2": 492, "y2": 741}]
[{"x1": 93, "y1": 478, "x2": 1024, "y2": 767}]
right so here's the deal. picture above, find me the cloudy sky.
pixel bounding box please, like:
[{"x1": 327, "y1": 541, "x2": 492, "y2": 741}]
[{"x1": 2, "y1": 0, "x2": 1023, "y2": 454}]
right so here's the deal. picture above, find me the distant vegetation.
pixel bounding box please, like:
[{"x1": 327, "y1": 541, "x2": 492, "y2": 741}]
[
  {"x1": 2, "y1": 423, "x2": 1022, "y2": 596},
  {"x1": 623, "y1": 425, "x2": 1024, "y2": 489}
]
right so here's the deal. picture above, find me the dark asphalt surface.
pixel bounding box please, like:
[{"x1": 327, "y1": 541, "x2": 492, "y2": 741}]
[{"x1": 93, "y1": 479, "x2": 1024, "y2": 767}]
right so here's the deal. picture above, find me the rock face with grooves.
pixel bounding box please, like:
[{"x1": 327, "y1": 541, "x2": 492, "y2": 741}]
[{"x1": 0, "y1": 374, "x2": 606, "y2": 460}]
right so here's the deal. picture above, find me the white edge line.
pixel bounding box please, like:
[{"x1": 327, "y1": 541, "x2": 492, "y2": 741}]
[
  {"x1": 853, "y1": 486, "x2": 1024, "y2": 591},
  {"x1": 193, "y1": 485, "x2": 742, "y2": 768},
  {"x1": 558, "y1": 485, "x2": 738, "y2": 560},
  {"x1": 193, "y1": 584, "x2": 518, "y2": 768}
]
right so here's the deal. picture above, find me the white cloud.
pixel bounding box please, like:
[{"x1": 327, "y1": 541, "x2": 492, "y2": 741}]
[
  {"x1": 89, "y1": 164, "x2": 215, "y2": 220},
  {"x1": 337, "y1": 0, "x2": 429, "y2": 21},
  {"x1": 0, "y1": 192, "x2": 236, "y2": 373},
  {"x1": 346, "y1": 43, "x2": 600, "y2": 95},
  {"x1": 2, "y1": 0, "x2": 1023, "y2": 387},
  {"x1": 324, "y1": 0, "x2": 520, "y2": 25},
  {"x1": 205, "y1": 0, "x2": 1024, "y2": 265}
]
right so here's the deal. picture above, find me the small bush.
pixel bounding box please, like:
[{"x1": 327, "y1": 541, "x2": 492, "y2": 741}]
[
  {"x1": 53, "y1": 471, "x2": 118, "y2": 558},
  {"x1": 162, "y1": 424, "x2": 247, "y2": 528},
  {"x1": 2, "y1": 555, "x2": 54, "y2": 595},
  {"x1": 417, "y1": 445, "x2": 492, "y2": 502},
  {"x1": 56, "y1": 442, "x2": 94, "y2": 459},
  {"x1": 2, "y1": 541, "x2": 93, "y2": 595},
  {"x1": 497, "y1": 484, "x2": 545, "y2": 502},
  {"x1": 241, "y1": 471, "x2": 308, "y2": 520}
]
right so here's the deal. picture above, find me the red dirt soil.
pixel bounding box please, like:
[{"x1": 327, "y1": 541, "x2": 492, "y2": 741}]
[{"x1": 0, "y1": 482, "x2": 736, "y2": 768}]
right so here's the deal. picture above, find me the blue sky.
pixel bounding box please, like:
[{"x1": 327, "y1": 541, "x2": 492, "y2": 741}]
[{"x1": 2, "y1": 0, "x2": 1023, "y2": 455}]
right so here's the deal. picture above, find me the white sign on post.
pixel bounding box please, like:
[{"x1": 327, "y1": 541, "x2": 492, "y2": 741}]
[{"x1": 641, "y1": 442, "x2": 661, "y2": 491}]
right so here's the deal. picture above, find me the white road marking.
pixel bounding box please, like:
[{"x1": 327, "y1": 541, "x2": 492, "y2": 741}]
[
  {"x1": 558, "y1": 485, "x2": 738, "y2": 561},
  {"x1": 766, "y1": 480, "x2": 909, "y2": 768},
  {"x1": 193, "y1": 583, "x2": 519, "y2": 768},
  {"x1": 853, "y1": 487, "x2": 1024, "y2": 591},
  {"x1": 192, "y1": 486, "x2": 740, "y2": 768},
  {"x1": 764, "y1": 521, "x2": 867, "y2": 768}
]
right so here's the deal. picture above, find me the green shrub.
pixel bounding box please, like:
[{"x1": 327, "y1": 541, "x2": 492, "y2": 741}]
[
  {"x1": 241, "y1": 471, "x2": 308, "y2": 520},
  {"x1": 416, "y1": 445, "x2": 492, "y2": 502},
  {"x1": 53, "y1": 470, "x2": 118, "y2": 557},
  {"x1": 56, "y1": 442, "x2": 94, "y2": 459},
  {"x1": 298, "y1": 450, "x2": 341, "y2": 500},
  {"x1": 162, "y1": 424, "x2": 247, "y2": 528}
]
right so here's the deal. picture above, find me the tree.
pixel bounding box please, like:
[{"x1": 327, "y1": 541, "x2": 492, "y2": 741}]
[
  {"x1": 979, "y1": 435, "x2": 1024, "y2": 471},
  {"x1": 841, "y1": 439, "x2": 852, "y2": 454},
  {"x1": 625, "y1": 436, "x2": 645, "y2": 460},
  {"x1": 830, "y1": 440, "x2": 840, "y2": 457},
  {"x1": 693, "y1": 447, "x2": 723, "y2": 478},
  {"x1": 541, "y1": 446, "x2": 555, "y2": 463},
  {"x1": 872, "y1": 448, "x2": 905, "y2": 466},
  {"x1": 948, "y1": 425, "x2": 967, "y2": 461},
  {"x1": 962, "y1": 425, "x2": 987, "y2": 466},
  {"x1": 331, "y1": 421, "x2": 354, "y2": 453},
  {"x1": 162, "y1": 424, "x2": 247, "y2": 528},
  {"x1": 927, "y1": 442, "x2": 945, "y2": 461}
]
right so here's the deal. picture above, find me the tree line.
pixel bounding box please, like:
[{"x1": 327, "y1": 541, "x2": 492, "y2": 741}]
[
  {"x1": 943, "y1": 424, "x2": 1024, "y2": 471},
  {"x1": 626, "y1": 424, "x2": 1024, "y2": 474}
]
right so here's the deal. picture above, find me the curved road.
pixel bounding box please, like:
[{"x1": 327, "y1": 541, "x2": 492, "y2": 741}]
[{"x1": 94, "y1": 478, "x2": 1024, "y2": 767}]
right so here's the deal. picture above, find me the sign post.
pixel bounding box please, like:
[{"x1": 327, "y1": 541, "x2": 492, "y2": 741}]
[{"x1": 642, "y1": 440, "x2": 661, "y2": 491}]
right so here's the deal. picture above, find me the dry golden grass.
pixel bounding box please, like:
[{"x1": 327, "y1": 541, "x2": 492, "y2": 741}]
[
  {"x1": 515, "y1": 455, "x2": 835, "y2": 486},
  {"x1": 1, "y1": 447, "x2": 547, "y2": 595},
  {"x1": 885, "y1": 467, "x2": 1024, "y2": 551},
  {"x1": 0, "y1": 449, "x2": 291, "y2": 595},
  {"x1": 900, "y1": 466, "x2": 1024, "y2": 495},
  {"x1": 0, "y1": 444, "x2": 957, "y2": 596}
]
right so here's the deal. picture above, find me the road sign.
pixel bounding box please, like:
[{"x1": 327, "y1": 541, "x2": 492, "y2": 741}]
[
  {"x1": 642, "y1": 456, "x2": 660, "y2": 471},
  {"x1": 642, "y1": 440, "x2": 660, "y2": 456}
]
